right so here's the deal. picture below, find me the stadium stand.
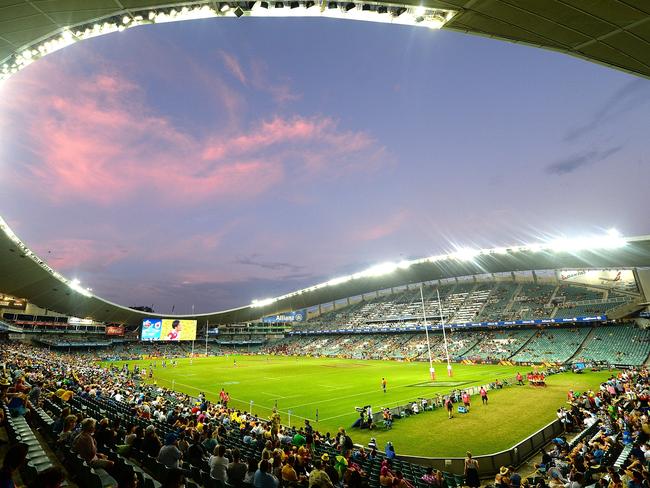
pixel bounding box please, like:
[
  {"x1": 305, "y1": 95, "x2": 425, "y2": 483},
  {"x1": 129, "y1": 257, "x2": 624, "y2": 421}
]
[
  {"x1": 574, "y1": 325, "x2": 650, "y2": 366},
  {"x1": 302, "y1": 281, "x2": 631, "y2": 331},
  {"x1": 1, "y1": 339, "x2": 650, "y2": 488},
  {"x1": 462, "y1": 329, "x2": 536, "y2": 362},
  {"x1": 510, "y1": 327, "x2": 592, "y2": 364}
]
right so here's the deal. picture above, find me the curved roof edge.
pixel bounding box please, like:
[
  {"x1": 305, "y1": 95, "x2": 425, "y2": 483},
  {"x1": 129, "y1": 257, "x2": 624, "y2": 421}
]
[
  {"x1": 2, "y1": 216, "x2": 650, "y2": 325},
  {"x1": 1, "y1": 1, "x2": 650, "y2": 86}
]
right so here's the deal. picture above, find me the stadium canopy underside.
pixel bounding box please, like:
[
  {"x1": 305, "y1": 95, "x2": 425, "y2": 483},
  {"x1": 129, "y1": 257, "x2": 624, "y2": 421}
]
[
  {"x1": 1, "y1": 1, "x2": 650, "y2": 80},
  {"x1": 2, "y1": 217, "x2": 650, "y2": 325}
]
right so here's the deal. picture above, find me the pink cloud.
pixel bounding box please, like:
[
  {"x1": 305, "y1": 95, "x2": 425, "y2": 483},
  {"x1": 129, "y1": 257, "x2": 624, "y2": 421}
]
[
  {"x1": 2, "y1": 56, "x2": 386, "y2": 207},
  {"x1": 352, "y1": 209, "x2": 410, "y2": 241},
  {"x1": 215, "y1": 52, "x2": 301, "y2": 104},
  {"x1": 32, "y1": 238, "x2": 129, "y2": 272},
  {"x1": 219, "y1": 50, "x2": 248, "y2": 85},
  {"x1": 250, "y1": 59, "x2": 302, "y2": 103}
]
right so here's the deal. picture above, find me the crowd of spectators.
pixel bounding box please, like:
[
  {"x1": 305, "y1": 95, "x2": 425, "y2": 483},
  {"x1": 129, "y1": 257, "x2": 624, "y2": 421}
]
[
  {"x1": 525, "y1": 368, "x2": 650, "y2": 488},
  {"x1": 0, "y1": 341, "x2": 408, "y2": 488},
  {"x1": 3, "y1": 338, "x2": 650, "y2": 488}
]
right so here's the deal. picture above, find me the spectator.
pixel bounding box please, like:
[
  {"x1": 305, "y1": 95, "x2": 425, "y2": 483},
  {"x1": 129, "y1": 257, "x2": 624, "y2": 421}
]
[
  {"x1": 254, "y1": 459, "x2": 278, "y2": 488},
  {"x1": 465, "y1": 451, "x2": 480, "y2": 488},
  {"x1": 28, "y1": 466, "x2": 65, "y2": 488},
  {"x1": 161, "y1": 468, "x2": 185, "y2": 488},
  {"x1": 72, "y1": 418, "x2": 114, "y2": 469},
  {"x1": 308, "y1": 459, "x2": 334, "y2": 488},
  {"x1": 209, "y1": 444, "x2": 229, "y2": 482},
  {"x1": 0, "y1": 443, "x2": 29, "y2": 488},
  {"x1": 142, "y1": 425, "x2": 162, "y2": 458},
  {"x1": 157, "y1": 433, "x2": 182, "y2": 469},
  {"x1": 227, "y1": 448, "x2": 248, "y2": 487}
]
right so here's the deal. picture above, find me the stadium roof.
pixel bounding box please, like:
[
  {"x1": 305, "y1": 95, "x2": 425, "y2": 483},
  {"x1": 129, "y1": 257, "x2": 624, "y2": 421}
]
[
  {"x1": 2, "y1": 1, "x2": 650, "y2": 325},
  {"x1": 2, "y1": 216, "x2": 650, "y2": 325},
  {"x1": 1, "y1": 1, "x2": 650, "y2": 82}
]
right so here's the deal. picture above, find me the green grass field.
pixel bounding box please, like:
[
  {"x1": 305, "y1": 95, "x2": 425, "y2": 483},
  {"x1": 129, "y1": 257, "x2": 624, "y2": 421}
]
[{"x1": 103, "y1": 355, "x2": 611, "y2": 457}]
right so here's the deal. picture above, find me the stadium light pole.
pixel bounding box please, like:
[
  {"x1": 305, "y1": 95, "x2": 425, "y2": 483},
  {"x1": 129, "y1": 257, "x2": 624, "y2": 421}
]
[
  {"x1": 437, "y1": 288, "x2": 453, "y2": 377},
  {"x1": 205, "y1": 320, "x2": 208, "y2": 357},
  {"x1": 419, "y1": 284, "x2": 435, "y2": 380}
]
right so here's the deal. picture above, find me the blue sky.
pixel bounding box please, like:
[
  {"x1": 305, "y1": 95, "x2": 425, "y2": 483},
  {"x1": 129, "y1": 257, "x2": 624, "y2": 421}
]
[{"x1": 0, "y1": 17, "x2": 648, "y2": 313}]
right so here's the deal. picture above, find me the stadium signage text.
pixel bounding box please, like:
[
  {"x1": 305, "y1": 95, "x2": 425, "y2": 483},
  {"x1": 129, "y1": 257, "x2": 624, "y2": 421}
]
[
  {"x1": 263, "y1": 309, "x2": 307, "y2": 323},
  {"x1": 289, "y1": 315, "x2": 607, "y2": 335}
]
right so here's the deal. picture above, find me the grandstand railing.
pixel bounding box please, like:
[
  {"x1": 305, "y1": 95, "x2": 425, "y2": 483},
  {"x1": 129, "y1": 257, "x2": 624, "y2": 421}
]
[{"x1": 397, "y1": 418, "x2": 563, "y2": 476}]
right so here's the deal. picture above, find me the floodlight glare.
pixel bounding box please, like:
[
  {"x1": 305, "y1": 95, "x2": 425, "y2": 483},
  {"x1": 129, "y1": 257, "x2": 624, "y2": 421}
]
[
  {"x1": 360, "y1": 262, "x2": 398, "y2": 277},
  {"x1": 397, "y1": 260, "x2": 412, "y2": 269},
  {"x1": 450, "y1": 247, "x2": 480, "y2": 262},
  {"x1": 251, "y1": 298, "x2": 276, "y2": 307}
]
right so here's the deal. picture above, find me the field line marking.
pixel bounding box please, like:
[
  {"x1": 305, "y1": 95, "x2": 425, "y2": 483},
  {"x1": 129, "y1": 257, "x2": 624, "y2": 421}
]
[
  {"x1": 259, "y1": 392, "x2": 288, "y2": 399},
  {"x1": 155, "y1": 378, "x2": 313, "y2": 422},
  {"x1": 284, "y1": 382, "x2": 418, "y2": 409}
]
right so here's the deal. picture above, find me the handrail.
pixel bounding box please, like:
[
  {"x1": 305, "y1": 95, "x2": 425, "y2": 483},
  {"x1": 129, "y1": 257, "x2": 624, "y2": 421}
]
[{"x1": 396, "y1": 418, "x2": 563, "y2": 476}]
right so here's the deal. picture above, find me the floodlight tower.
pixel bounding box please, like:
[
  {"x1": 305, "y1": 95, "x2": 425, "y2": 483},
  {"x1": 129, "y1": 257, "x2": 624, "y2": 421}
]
[
  {"x1": 419, "y1": 284, "x2": 435, "y2": 380},
  {"x1": 436, "y1": 288, "x2": 453, "y2": 377}
]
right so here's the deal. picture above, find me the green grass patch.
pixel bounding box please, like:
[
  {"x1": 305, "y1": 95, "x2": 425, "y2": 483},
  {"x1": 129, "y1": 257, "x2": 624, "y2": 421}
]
[{"x1": 102, "y1": 355, "x2": 611, "y2": 457}]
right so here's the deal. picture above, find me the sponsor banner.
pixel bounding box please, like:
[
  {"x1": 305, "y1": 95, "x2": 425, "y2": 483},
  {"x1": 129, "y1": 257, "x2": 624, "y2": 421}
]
[
  {"x1": 0, "y1": 295, "x2": 26, "y2": 310},
  {"x1": 289, "y1": 315, "x2": 607, "y2": 335},
  {"x1": 558, "y1": 269, "x2": 637, "y2": 291},
  {"x1": 68, "y1": 317, "x2": 94, "y2": 326},
  {"x1": 262, "y1": 309, "x2": 307, "y2": 324},
  {"x1": 106, "y1": 326, "x2": 125, "y2": 336},
  {"x1": 141, "y1": 318, "x2": 197, "y2": 341}
]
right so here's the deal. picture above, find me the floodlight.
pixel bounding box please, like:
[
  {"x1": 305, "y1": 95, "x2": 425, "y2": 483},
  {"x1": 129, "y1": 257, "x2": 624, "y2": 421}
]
[
  {"x1": 397, "y1": 260, "x2": 412, "y2": 270},
  {"x1": 251, "y1": 298, "x2": 276, "y2": 307},
  {"x1": 326, "y1": 276, "x2": 349, "y2": 287},
  {"x1": 220, "y1": 3, "x2": 231, "y2": 12},
  {"x1": 414, "y1": 6, "x2": 426, "y2": 16},
  {"x1": 361, "y1": 262, "x2": 398, "y2": 277},
  {"x1": 450, "y1": 247, "x2": 480, "y2": 262}
]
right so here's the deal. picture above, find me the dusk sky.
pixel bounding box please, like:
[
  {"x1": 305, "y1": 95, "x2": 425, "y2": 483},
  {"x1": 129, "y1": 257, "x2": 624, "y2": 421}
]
[{"x1": 0, "y1": 17, "x2": 649, "y2": 313}]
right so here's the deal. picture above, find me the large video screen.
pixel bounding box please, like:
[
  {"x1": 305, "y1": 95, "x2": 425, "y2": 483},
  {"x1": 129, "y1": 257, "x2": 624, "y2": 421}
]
[{"x1": 141, "y1": 318, "x2": 197, "y2": 341}]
